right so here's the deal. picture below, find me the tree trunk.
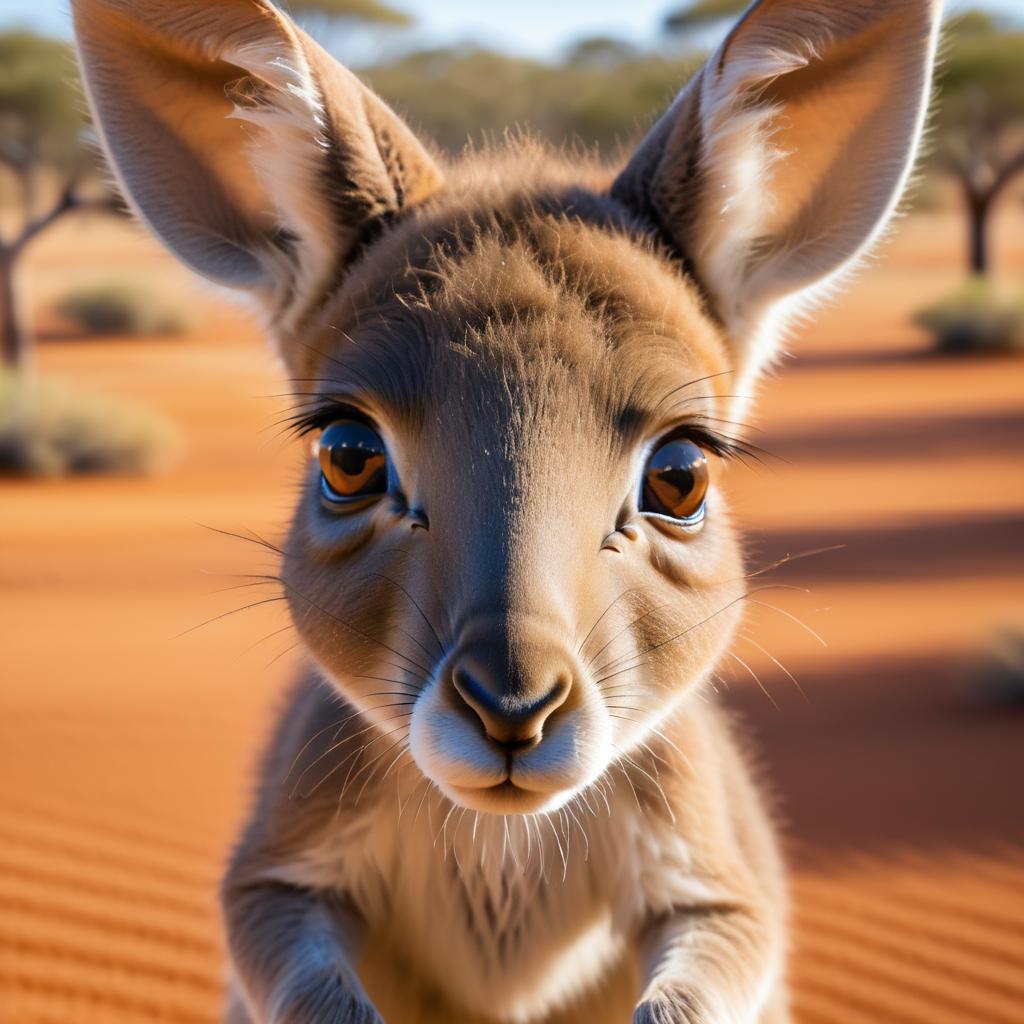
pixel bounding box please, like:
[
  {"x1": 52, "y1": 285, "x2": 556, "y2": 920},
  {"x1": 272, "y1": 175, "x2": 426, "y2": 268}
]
[
  {"x1": 0, "y1": 249, "x2": 27, "y2": 371},
  {"x1": 967, "y1": 193, "x2": 991, "y2": 277}
]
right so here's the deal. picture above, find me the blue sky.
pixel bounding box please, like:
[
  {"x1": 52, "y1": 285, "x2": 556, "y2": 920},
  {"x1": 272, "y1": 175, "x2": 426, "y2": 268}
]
[{"x1": 1, "y1": 0, "x2": 1022, "y2": 58}]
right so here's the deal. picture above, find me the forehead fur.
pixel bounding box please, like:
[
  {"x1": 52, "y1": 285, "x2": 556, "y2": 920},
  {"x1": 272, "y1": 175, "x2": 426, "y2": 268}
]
[{"x1": 297, "y1": 142, "x2": 730, "y2": 429}]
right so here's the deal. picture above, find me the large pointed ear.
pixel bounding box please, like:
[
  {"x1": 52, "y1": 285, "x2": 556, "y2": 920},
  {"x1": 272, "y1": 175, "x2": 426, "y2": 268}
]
[
  {"x1": 72, "y1": 0, "x2": 443, "y2": 349},
  {"x1": 613, "y1": 0, "x2": 941, "y2": 381}
]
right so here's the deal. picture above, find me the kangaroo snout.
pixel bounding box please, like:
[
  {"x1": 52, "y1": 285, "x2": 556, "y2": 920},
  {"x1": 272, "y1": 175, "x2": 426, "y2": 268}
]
[
  {"x1": 452, "y1": 656, "x2": 572, "y2": 753},
  {"x1": 409, "y1": 618, "x2": 611, "y2": 813}
]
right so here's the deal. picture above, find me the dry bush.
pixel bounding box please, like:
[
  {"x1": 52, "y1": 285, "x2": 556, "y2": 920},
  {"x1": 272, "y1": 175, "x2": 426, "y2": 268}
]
[
  {"x1": 914, "y1": 279, "x2": 1024, "y2": 354},
  {"x1": 0, "y1": 369, "x2": 180, "y2": 476},
  {"x1": 53, "y1": 280, "x2": 195, "y2": 337}
]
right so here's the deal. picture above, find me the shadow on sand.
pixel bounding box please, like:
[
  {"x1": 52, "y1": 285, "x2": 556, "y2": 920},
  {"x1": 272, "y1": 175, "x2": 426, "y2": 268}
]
[
  {"x1": 728, "y1": 650, "x2": 1024, "y2": 868},
  {"x1": 745, "y1": 510, "x2": 1024, "y2": 584}
]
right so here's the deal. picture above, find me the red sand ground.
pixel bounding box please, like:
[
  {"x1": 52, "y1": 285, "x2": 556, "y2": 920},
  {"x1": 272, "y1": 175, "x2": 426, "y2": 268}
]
[{"x1": 1, "y1": 206, "x2": 1023, "y2": 1022}]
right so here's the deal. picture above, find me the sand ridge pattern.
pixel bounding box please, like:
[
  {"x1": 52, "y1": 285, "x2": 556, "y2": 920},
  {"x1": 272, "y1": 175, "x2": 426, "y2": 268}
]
[
  {"x1": 2, "y1": 789, "x2": 1023, "y2": 1022},
  {"x1": 0, "y1": 797, "x2": 223, "y2": 1023}
]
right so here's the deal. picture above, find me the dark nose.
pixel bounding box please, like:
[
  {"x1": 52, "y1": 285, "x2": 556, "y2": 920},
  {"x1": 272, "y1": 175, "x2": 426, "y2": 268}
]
[{"x1": 453, "y1": 661, "x2": 571, "y2": 753}]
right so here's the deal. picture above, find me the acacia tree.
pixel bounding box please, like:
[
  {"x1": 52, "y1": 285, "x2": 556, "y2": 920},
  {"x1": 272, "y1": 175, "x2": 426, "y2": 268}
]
[
  {"x1": 0, "y1": 3, "x2": 412, "y2": 373},
  {"x1": 933, "y1": 11, "x2": 1024, "y2": 276},
  {"x1": 0, "y1": 32, "x2": 119, "y2": 370},
  {"x1": 663, "y1": 0, "x2": 745, "y2": 34},
  {"x1": 286, "y1": 0, "x2": 412, "y2": 25}
]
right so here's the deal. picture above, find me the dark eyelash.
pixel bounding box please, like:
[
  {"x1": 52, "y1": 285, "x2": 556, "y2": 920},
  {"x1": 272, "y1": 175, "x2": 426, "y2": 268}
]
[
  {"x1": 677, "y1": 424, "x2": 771, "y2": 465},
  {"x1": 285, "y1": 400, "x2": 368, "y2": 438},
  {"x1": 284, "y1": 404, "x2": 770, "y2": 467}
]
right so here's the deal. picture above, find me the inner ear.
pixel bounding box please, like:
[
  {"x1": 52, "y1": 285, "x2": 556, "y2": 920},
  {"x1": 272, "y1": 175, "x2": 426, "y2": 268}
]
[
  {"x1": 612, "y1": 0, "x2": 941, "y2": 387},
  {"x1": 74, "y1": 0, "x2": 444, "y2": 356}
]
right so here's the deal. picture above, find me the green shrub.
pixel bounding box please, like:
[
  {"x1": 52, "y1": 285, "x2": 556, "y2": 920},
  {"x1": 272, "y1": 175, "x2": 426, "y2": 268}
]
[
  {"x1": 53, "y1": 280, "x2": 194, "y2": 337},
  {"x1": 0, "y1": 369, "x2": 180, "y2": 476},
  {"x1": 914, "y1": 279, "x2": 1024, "y2": 354}
]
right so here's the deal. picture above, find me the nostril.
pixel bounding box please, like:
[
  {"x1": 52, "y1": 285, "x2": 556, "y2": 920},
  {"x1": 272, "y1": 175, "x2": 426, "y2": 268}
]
[
  {"x1": 452, "y1": 666, "x2": 571, "y2": 750},
  {"x1": 452, "y1": 668, "x2": 502, "y2": 724}
]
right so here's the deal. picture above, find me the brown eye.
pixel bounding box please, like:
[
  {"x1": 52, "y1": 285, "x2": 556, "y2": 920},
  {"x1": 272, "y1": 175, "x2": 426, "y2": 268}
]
[
  {"x1": 318, "y1": 420, "x2": 388, "y2": 506},
  {"x1": 641, "y1": 438, "x2": 709, "y2": 523}
]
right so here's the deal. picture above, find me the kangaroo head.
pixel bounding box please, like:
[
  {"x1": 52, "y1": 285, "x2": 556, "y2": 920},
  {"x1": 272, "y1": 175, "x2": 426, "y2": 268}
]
[{"x1": 76, "y1": 0, "x2": 939, "y2": 814}]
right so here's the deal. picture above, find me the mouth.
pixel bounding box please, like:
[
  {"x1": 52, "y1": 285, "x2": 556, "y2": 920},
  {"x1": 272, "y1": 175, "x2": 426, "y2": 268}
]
[{"x1": 447, "y1": 776, "x2": 569, "y2": 814}]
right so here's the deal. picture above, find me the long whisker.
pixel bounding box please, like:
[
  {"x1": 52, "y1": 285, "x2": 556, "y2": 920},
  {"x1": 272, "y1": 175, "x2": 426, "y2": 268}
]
[
  {"x1": 434, "y1": 802, "x2": 460, "y2": 851},
  {"x1": 738, "y1": 632, "x2": 809, "y2": 702},
  {"x1": 587, "y1": 601, "x2": 673, "y2": 672},
  {"x1": 351, "y1": 676, "x2": 420, "y2": 696},
  {"x1": 648, "y1": 726, "x2": 695, "y2": 774},
  {"x1": 364, "y1": 572, "x2": 447, "y2": 661},
  {"x1": 338, "y1": 727, "x2": 412, "y2": 809},
  {"x1": 728, "y1": 651, "x2": 779, "y2": 710},
  {"x1": 198, "y1": 522, "x2": 284, "y2": 556},
  {"x1": 746, "y1": 598, "x2": 828, "y2": 647},
  {"x1": 596, "y1": 583, "x2": 798, "y2": 683},
  {"x1": 283, "y1": 700, "x2": 358, "y2": 785},
  {"x1": 206, "y1": 577, "x2": 282, "y2": 596},
  {"x1": 281, "y1": 580, "x2": 434, "y2": 680},
  {"x1": 241, "y1": 622, "x2": 294, "y2": 655},
  {"x1": 615, "y1": 747, "x2": 676, "y2": 824},
  {"x1": 546, "y1": 813, "x2": 568, "y2": 881},
  {"x1": 594, "y1": 590, "x2": 749, "y2": 684},
  {"x1": 740, "y1": 544, "x2": 847, "y2": 581},
  {"x1": 356, "y1": 738, "x2": 411, "y2": 808},
  {"x1": 576, "y1": 586, "x2": 644, "y2": 662},
  {"x1": 175, "y1": 596, "x2": 287, "y2": 639},
  {"x1": 265, "y1": 637, "x2": 304, "y2": 669},
  {"x1": 396, "y1": 773, "x2": 429, "y2": 830},
  {"x1": 293, "y1": 708, "x2": 414, "y2": 796}
]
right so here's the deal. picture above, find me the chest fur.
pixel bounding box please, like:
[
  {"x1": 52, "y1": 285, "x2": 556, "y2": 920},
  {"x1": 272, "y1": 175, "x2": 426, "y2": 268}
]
[{"x1": 281, "y1": 783, "x2": 707, "y2": 1021}]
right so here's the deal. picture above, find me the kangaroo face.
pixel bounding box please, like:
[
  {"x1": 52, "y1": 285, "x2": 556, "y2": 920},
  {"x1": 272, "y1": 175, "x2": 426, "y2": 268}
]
[
  {"x1": 75, "y1": 0, "x2": 939, "y2": 814},
  {"x1": 281, "y1": 207, "x2": 745, "y2": 812}
]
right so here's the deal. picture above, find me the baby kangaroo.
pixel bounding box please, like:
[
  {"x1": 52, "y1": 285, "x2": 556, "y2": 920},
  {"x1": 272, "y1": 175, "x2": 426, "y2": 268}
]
[{"x1": 75, "y1": 1, "x2": 939, "y2": 1021}]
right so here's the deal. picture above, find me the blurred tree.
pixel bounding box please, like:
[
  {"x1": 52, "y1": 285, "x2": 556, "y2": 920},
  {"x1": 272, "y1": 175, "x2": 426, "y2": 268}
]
[
  {"x1": 280, "y1": 0, "x2": 414, "y2": 65},
  {"x1": 564, "y1": 35, "x2": 639, "y2": 67},
  {"x1": 663, "y1": 0, "x2": 745, "y2": 34},
  {"x1": 363, "y1": 46, "x2": 700, "y2": 155},
  {"x1": 284, "y1": 0, "x2": 413, "y2": 26},
  {"x1": 932, "y1": 11, "x2": 1024, "y2": 276},
  {"x1": 0, "y1": 32, "x2": 117, "y2": 370}
]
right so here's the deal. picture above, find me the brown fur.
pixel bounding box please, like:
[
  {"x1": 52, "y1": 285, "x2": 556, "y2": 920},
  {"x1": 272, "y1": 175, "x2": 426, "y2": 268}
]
[{"x1": 73, "y1": 1, "x2": 941, "y2": 1021}]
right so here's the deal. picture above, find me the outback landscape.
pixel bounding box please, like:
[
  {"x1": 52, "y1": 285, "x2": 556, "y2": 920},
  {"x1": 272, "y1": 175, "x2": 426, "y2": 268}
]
[
  {"x1": 1, "y1": 194, "x2": 1022, "y2": 1023},
  {"x1": 2, "y1": 0, "x2": 1024, "y2": 1020}
]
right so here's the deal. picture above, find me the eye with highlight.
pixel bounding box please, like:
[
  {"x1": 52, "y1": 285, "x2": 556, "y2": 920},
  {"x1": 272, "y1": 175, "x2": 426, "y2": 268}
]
[
  {"x1": 640, "y1": 438, "x2": 709, "y2": 525},
  {"x1": 318, "y1": 420, "x2": 388, "y2": 510}
]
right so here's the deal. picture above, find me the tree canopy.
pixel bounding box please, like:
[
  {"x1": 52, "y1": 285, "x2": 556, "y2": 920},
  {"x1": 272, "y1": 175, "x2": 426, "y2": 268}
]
[
  {"x1": 663, "y1": 0, "x2": 746, "y2": 34},
  {"x1": 363, "y1": 46, "x2": 700, "y2": 155},
  {"x1": 283, "y1": 0, "x2": 413, "y2": 27},
  {"x1": 933, "y1": 11, "x2": 1024, "y2": 169},
  {"x1": 0, "y1": 32, "x2": 115, "y2": 368},
  {"x1": 0, "y1": 32, "x2": 84, "y2": 175},
  {"x1": 929, "y1": 9, "x2": 1024, "y2": 273}
]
